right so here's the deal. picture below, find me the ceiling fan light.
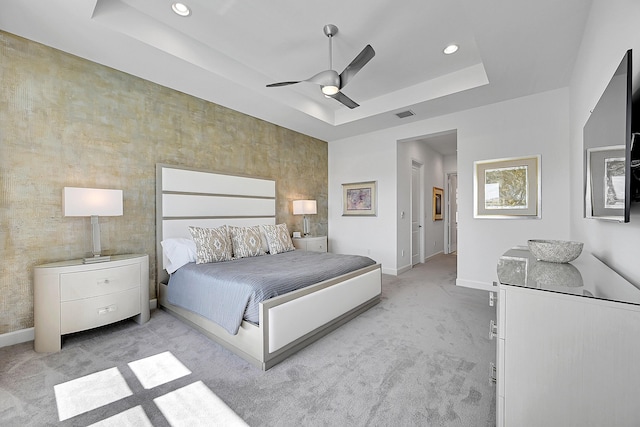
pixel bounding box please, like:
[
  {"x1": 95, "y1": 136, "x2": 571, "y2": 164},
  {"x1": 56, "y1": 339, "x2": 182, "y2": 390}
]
[
  {"x1": 443, "y1": 44, "x2": 459, "y2": 55},
  {"x1": 321, "y1": 85, "x2": 339, "y2": 95},
  {"x1": 171, "y1": 2, "x2": 191, "y2": 16}
]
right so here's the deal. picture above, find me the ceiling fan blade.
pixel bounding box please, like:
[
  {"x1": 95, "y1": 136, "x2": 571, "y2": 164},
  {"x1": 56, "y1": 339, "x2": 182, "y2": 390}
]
[
  {"x1": 266, "y1": 81, "x2": 301, "y2": 87},
  {"x1": 329, "y1": 91, "x2": 359, "y2": 109},
  {"x1": 339, "y1": 44, "x2": 375, "y2": 88},
  {"x1": 268, "y1": 70, "x2": 339, "y2": 88}
]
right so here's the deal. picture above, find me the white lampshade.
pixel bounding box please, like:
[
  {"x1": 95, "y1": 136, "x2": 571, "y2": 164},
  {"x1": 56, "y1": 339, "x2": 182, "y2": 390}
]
[
  {"x1": 63, "y1": 187, "x2": 123, "y2": 217},
  {"x1": 293, "y1": 200, "x2": 317, "y2": 215}
]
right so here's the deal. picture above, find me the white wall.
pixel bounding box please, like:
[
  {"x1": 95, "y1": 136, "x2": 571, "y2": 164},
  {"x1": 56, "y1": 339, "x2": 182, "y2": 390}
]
[
  {"x1": 569, "y1": 0, "x2": 640, "y2": 285},
  {"x1": 328, "y1": 137, "x2": 397, "y2": 273},
  {"x1": 329, "y1": 88, "x2": 571, "y2": 287},
  {"x1": 444, "y1": 154, "x2": 457, "y2": 176},
  {"x1": 456, "y1": 89, "x2": 571, "y2": 289}
]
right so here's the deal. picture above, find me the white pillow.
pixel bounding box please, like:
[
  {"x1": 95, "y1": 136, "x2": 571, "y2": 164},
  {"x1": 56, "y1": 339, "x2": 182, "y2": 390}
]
[{"x1": 161, "y1": 237, "x2": 197, "y2": 274}]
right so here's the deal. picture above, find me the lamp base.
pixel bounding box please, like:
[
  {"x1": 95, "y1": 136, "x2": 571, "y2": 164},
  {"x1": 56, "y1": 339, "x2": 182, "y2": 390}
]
[
  {"x1": 83, "y1": 255, "x2": 112, "y2": 264},
  {"x1": 303, "y1": 215, "x2": 310, "y2": 237}
]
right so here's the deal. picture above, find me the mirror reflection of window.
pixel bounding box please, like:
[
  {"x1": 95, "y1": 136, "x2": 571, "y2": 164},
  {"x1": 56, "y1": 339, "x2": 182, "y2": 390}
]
[{"x1": 604, "y1": 157, "x2": 625, "y2": 209}]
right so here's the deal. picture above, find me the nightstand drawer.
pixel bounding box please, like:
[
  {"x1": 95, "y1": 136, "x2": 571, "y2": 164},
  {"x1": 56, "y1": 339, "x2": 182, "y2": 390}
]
[
  {"x1": 60, "y1": 263, "x2": 140, "y2": 301},
  {"x1": 60, "y1": 288, "x2": 141, "y2": 334},
  {"x1": 306, "y1": 240, "x2": 326, "y2": 252},
  {"x1": 292, "y1": 236, "x2": 328, "y2": 253}
]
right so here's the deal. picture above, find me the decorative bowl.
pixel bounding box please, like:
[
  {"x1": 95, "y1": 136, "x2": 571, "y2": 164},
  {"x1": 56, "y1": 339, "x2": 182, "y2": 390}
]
[{"x1": 527, "y1": 239, "x2": 583, "y2": 263}]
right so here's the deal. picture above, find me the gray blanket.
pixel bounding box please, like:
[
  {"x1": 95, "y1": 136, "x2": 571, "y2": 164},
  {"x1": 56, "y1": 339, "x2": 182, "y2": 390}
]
[{"x1": 167, "y1": 250, "x2": 376, "y2": 335}]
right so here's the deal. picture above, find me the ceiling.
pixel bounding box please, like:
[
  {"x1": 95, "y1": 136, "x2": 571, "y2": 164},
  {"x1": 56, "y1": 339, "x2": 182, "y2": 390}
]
[{"x1": 0, "y1": 0, "x2": 592, "y2": 143}]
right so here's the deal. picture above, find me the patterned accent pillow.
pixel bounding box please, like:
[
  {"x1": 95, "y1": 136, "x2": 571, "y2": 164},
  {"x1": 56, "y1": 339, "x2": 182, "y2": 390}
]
[
  {"x1": 229, "y1": 226, "x2": 265, "y2": 259},
  {"x1": 261, "y1": 223, "x2": 295, "y2": 255},
  {"x1": 188, "y1": 225, "x2": 233, "y2": 264},
  {"x1": 259, "y1": 226, "x2": 270, "y2": 253}
]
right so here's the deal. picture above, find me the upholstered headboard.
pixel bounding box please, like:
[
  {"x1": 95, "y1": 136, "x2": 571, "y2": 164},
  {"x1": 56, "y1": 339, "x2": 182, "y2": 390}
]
[{"x1": 155, "y1": 163, "x2": 276, "y2": 284}]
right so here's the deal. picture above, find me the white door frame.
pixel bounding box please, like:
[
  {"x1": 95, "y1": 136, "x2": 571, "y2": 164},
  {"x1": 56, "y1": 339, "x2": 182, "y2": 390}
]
[
  {"x1": 445, "y1": 172, "x2": 458, "y2": 254},
  {"x1": 411, "y1": 160, "x2": 424, "y2": 266}
]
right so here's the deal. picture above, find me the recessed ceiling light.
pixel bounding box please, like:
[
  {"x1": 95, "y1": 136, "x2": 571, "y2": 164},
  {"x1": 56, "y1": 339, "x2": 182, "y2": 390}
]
[
  {"x1": 171, "y1": 2, "x2": 191, "y2": 17},
  {"x1": 443, "y1": 44, "x2": 459, "y2": 55}
]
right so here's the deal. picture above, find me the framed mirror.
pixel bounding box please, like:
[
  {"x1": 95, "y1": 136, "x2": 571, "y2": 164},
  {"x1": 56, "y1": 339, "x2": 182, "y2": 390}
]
[{"x1": 583, "y1": 50, "x2": 632, "y2": 222}]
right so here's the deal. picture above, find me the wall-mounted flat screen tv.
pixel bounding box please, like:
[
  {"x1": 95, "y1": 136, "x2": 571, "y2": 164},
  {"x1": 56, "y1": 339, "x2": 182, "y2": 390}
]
[{"x1": 583, "y1": 49, "x2": 632, "y2": 222}]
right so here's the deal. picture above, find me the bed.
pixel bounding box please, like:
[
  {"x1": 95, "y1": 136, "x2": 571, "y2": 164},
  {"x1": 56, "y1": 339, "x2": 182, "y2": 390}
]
[{"x1": 156, "y1": 164, "x2": 382, "y2": 370}]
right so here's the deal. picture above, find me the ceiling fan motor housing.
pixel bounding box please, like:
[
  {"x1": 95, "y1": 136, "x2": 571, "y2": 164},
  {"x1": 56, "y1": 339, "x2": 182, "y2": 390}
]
[{"x1": 323, "y1": 24, "x2": 338, "y2": 38}]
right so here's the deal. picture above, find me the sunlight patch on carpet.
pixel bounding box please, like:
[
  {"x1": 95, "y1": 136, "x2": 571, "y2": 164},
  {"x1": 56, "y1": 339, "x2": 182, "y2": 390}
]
[
  {"x1": 128, "y1": 351, "x2": 191, "y2": 389},
  {"x1": 154, "y1": 380, "x2": 248, "y2": 426},
  {"x1": 87, "y1": 405, "x2": 153, "y2": 427},
  {"x1": 54, "y1": 367, "x2": 132, "y2": 421}
]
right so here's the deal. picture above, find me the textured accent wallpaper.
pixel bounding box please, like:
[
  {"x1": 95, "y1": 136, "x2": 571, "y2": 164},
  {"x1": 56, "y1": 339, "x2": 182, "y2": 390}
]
[{"x1": 0, "y1": 31, "x2": 328, "y2": 334}]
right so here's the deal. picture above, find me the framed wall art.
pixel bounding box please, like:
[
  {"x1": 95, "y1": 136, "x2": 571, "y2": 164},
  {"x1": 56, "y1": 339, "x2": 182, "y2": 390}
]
[
  {"x1": 474, "y1": 155, "x2": 541, "y2": 219},
  {"x1": 342, "y1": 181, "x2": 377, "y2": 216},
  {"x1": 432, "y1": 187, "x2": 443, "y2": 221}
]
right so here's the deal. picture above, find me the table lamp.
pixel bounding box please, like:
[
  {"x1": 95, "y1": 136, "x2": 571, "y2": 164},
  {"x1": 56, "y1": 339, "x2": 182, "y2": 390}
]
[
  {"x1": 63, "y1": 187, "x2": 123, "y2": 263},
  {"x1": 293, "y1": 199, "x2": 317, "y2": 237}
]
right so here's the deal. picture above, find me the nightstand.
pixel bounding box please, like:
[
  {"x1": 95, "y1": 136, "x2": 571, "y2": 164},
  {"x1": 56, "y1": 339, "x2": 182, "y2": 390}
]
[
  {"x1": 292, "y1": 236, "x2": 327, "y2": 252},
  {"x1": 33, "y1": 254, "x2": 149, "y2": 352}
]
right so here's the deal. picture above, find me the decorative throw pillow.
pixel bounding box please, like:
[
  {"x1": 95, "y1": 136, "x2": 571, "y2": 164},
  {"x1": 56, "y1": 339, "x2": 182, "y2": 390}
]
[
  {"x1": 229, "y1": 226, "x2": 265, "y2": 258},
  {"x1": 259, "y1": 226, "x2": 270, "y2": 253},
  {"x1": 188, "y1": 225, "x2": 233, "y2": 264},
  {"x1": 261, "y1": 223, "x2": 295, "y2": 255}
]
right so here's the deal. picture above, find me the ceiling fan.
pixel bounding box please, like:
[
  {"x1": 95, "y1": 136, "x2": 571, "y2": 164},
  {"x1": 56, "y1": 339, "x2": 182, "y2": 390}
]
[{"x1": 266, "y1": 24, "x2": 375, "y2": 109}]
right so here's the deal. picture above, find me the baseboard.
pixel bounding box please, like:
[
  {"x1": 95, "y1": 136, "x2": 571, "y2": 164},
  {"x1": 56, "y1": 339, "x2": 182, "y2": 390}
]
[
  {"x1": 395, "y1": 264, "x2": 412, "y2": 275},
  {"x1": 425, "y1": 251, "x2": 444, "y2": 261},
  {"x1": 1, "y1": 300, "x2": 158, "y2": 349},
  {"x1": 381, "y1": 266, "x2": 401, "y2": 276},
  {"x1": 384, "y1": 265, "x2": 414, "y2": 276},
  {"x1": 0, "y1": 327, "x2": 34, "y2": 348},
  {"x1": 456, "y1": 278, "x2": 496, "y2": 292}
]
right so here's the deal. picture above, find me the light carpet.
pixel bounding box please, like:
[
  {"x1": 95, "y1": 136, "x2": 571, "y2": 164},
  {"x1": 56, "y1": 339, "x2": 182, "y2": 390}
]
[{"x1": 0, "y1": 253, "x2": 496, "y2": 426}]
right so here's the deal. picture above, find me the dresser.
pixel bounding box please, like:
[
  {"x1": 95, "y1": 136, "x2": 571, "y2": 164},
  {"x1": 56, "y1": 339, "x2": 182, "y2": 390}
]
[
  {"x1": 34, "y1": 254, "x2": 150, "y2": 352},
  {"x1": 292, "y1": 236, "x2": 327, "y2": 252},
  {"x1": 493, "y1": 247, "x2": 640, "y2": 426}
]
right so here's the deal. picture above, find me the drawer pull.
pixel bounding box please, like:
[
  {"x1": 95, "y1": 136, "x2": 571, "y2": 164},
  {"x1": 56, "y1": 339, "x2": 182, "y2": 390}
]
[
  {"x1": 490, "y1": 320, "x2": 498, "y2": 339},
  {"x1": 98, "y1": 304, "x2": 118, "y2": 315},
  {"x1": 98, "y1": 278, "x2": 116, "y2": 286}
]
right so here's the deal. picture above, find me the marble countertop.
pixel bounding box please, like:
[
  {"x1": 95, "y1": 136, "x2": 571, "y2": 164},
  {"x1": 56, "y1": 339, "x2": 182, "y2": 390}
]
[{"x1": 497, "y1": 246, "x2": 640, "y2": 306}]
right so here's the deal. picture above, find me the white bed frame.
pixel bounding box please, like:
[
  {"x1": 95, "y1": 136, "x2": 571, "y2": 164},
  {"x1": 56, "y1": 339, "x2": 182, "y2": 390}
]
[{"x1": 156, "y1": 164, "x2": 382, "y2": 370}]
